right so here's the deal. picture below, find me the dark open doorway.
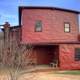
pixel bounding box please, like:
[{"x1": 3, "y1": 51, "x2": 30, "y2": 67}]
[{"x1": 34, "y1": 45, "x2": 59, "y2": 67}]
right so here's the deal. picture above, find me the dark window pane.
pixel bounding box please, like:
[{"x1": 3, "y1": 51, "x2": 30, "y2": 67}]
[
  {"x1": 75, "y1": 48, "x2": 80, "y2": 61},
  {"x1": 35, "y1": 20, "x2": 42, "y2": 32}
]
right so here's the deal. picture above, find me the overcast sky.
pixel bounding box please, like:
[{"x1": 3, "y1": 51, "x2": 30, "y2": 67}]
[{"x1": 0, "y1": 0, "x2": 80, "y2": 26}]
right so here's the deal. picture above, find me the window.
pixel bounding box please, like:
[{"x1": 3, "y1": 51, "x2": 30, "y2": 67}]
[
  {"x1": 64, "y1": 23, "x2": 70, "y2": 32},
  {"x1": 35, "y1": 20, "x2": 42, "y2": 32},
  {"x1": 75, "y1": 48, "x2": 80, "y2": 61}
]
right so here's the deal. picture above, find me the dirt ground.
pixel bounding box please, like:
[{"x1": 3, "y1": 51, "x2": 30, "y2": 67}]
[
  {"x1": 0, "y1": 71, "x2": 80, "y2": 80},
  {"x1": 19, "y1": 72, "x2": 80, "y2": 80}
]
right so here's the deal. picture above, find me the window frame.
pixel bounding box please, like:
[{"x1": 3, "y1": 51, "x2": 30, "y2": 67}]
[
  {"x1": 64, "y1": 22, "x2": 70, "y2": 33},
  {"x1": 75, "y1": 48, "x2": 80, "y2": 61},
  {"x1": 35, "y1": 20, "x2": 42, "y2": 32}
]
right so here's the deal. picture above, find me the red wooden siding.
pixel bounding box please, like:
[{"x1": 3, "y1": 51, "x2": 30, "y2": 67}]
[
  {"x1": 59, "y1": 44, "x2": 80, "y2": 70},
  {"x1": 21, "y1": 9, "x2": 79, "y2": 44}
]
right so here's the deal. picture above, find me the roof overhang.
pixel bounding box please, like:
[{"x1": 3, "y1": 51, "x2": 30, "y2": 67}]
[
  {"x1": 19, "y1": 6, "x2": 80, "y2": 14},
  {"x1": 21, "y1": 41, "x2": 80, "y2": 46}
]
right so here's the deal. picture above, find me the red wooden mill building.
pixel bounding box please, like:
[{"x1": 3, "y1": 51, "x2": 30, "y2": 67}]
[{"x1": 4, "y1": 6, "x2": 80, "y2": 70}]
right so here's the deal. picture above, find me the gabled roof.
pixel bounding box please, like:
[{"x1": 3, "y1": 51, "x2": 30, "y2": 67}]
[{"x1": 19, "y1": 6, "x2": 80, "y2": 26}]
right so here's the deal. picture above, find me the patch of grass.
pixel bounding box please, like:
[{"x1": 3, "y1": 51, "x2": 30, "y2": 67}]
[{"x1": 56, "y1": 70, "x2": 80, "y2": 75}]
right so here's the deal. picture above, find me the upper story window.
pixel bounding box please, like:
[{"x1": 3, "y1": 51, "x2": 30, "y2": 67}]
[
  {"x1": 64, "y1": 22, "x2": 70, "y2": 33},
  {"x1": 75, "y1": 48, "x2": 80, "y2": 61},
  {"x1": 35, "y1": 20, "x2": 42, "y2": 32}
]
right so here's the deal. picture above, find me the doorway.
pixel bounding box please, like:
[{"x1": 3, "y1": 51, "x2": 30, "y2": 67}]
[{"x1": 34, "y1": 45, "x2": 59, "y2": 67}]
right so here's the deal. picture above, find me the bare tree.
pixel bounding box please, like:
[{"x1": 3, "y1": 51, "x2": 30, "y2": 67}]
[
  {"x1": 0, "y1": 22, "x2": 36, "y2": 80},
  {"x1": 0, "y1": 32, "x2": 4, "y2": 66}
]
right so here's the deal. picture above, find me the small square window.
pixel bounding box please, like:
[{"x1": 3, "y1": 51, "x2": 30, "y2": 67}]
[
  {"x1": 35, "y1": 20, "x2": 42, "y2": 32},
  {"x1": 64, "y1": 23, "x2": 70, "y2": 32},
  {"x1": 75, "y1": 48, "x2": 80, "y2": 61}
]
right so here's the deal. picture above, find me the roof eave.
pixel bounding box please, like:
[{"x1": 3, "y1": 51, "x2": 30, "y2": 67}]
[{"x1": 19, "y1": 6, "x2": 80, "y2": 14}]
